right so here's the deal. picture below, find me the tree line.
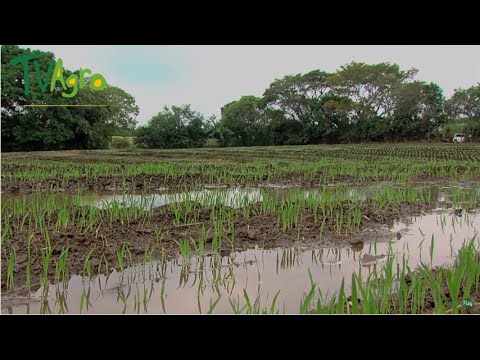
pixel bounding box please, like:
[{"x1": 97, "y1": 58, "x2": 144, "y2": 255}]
[
  {"x1": 2, "y1": 45, "x2": 479, "y2": 152},
  {"x1": 137, "y1": 63, "x2": 479, "y2": 148}
]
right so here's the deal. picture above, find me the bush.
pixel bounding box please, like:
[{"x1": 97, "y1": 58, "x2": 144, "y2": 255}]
[
  {"x1": 111, "y1": 136, "x2": 134, "y2": 149},
  {"x1": 205, "y1": 138, "x2": 219, "y2": 148}
]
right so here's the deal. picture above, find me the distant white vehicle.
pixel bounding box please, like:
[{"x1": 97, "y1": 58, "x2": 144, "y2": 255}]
[{"x1": 453, "y1": 133, "x2": 465, "y2": 143}]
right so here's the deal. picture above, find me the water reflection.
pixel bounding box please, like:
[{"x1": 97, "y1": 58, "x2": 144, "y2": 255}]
[
  {"x1": 2, "y1": 209, "x2": 478, "y2": 314},
  {"x1": 88, "y1": 184, "x2": 478, "y2": 210},
  {"x1": 3, "y1": 183, "x2": 478, "y2": 211}
]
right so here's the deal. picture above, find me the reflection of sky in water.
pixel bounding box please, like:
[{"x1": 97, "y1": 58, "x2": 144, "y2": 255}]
[
  {"x1": 88, "y1": 188, "x2": 264, "y2": 209},
  {"x1": 3, "y1": 211, "x2": 479, "y2": 314},
  {"x1": 2, "y1": 183, "x2": 478, "y2": 213},
  {"x1": 75, "y1": 183, "x2": 479, "y2": 210}
]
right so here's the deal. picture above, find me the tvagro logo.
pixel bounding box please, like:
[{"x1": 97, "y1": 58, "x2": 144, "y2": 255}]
[{"x1": 10, "y1": 52, "x2": 107, "y2": 99}]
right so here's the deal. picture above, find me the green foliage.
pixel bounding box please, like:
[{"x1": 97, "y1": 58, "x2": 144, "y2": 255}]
[
  {"x1": 1, "y1": 45, "x2": 139, "y2": 152},
  {"x1": 268, "y1": 111, "x2": 305, "y2": 145},
  {"x1": 391, "y1": 82, "x2": 447, "y2": 141},
  {"x1": 135, "y1": 105, "x2": 212, "y2": 149},
  {"x1": 4, "y1": 44, "x2": 477, "y2": 150},
  {"x1": 205, "y1": 138, "x2": 219, "y2": 148},
  {"x1": 446, "y1": 84, "x2": 480, "y2": 139},
  {"x1": 111, "y1": 136, "x2": 134, "y2": 149},
  {"x1": 249, "y1": 61, "x2": 449, "y2": 145},
  {"x1": 214, "y1": 96, "x2": 270, "y2": 147}
]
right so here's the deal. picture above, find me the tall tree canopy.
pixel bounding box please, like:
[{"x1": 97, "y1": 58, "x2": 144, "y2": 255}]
[{"x1": 445, "y1": 84, "x2": 480, "y2": 138}]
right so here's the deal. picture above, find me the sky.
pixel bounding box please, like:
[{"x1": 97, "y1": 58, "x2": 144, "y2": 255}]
[{"x1": 21, "y1": 45, "x2": 480, "y2": 125}]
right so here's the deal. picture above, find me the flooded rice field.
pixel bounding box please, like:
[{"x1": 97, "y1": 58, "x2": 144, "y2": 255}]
[{"x1": 2, "y1": 182, "x2": 479, "y2": 314}]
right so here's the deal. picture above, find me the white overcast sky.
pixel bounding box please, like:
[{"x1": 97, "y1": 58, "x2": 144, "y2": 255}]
[{"x1": 21, "y1": 45, "x2": 480, "y2": 125}]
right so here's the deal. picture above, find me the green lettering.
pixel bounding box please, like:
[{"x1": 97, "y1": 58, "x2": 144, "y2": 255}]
[
  {"x1": 34, "y1": 60, "x2": 55, "y2": 93},
  {"x1": 62, "y1": 74, "x2": 79, "y2": 98},
  {"x1": 79, "y1": 68, "x2": 91, "y2": 88},
  {"x1": 50, "y1": 58, "x2": 67, "y2": 92},
  {"x1": 9, "y1": 52, "x2": 43, "y2": 96},
  {"x1": 90, "y1": 73, "x2": 107, "y2": 91}
]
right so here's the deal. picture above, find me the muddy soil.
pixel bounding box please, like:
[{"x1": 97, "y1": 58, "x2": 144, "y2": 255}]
[
  {"x1": 2, "y1": 172, "x2": 476, "y2": 195},
  {"x1": 0, "y1": 201, "x2": 432, "y2": 290},
  {"x1": 2, "y1": 173, "x2": 203, "y2": 194}
]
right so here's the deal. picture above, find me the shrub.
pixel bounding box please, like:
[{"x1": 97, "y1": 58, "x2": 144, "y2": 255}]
[
  {"x1": 111, "y1": 136, "x2": 133, "y2": 149},
  {"x1": 205, "y1": 138, "x2": 219, "y2": 148}
]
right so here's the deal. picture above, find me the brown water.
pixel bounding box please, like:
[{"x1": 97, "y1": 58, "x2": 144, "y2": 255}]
[{"x1": 3, "y1": 210, "x2": 479, "y2": 314}]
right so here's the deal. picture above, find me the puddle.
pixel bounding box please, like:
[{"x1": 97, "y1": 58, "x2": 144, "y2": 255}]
[
  {"x1": 3, "y1": 210, "x2": 479, "y2": 314},
  {"x1": 82, "y1": 184, "x2": 480, "y2": 210},
  {"x1": 90, "y1": 187, "x2": 264, "y2": 209},
  {"x1": 3, "y1": 183, "x2": 478, "y2": 211}
]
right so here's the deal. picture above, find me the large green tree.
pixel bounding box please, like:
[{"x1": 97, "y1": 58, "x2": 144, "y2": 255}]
[
  {"x1": 446, "y1": 84, "x2": 480, "y2": 138},
  {"x1": 135, "y1": 105, "x2": 211, "y2": 149},
  {"x1": 327, "y1": 62, "x2": 419, "y2": 141},
  {"x1": 262, "y1": 70, "x2": 356, "y2": 144},
  {"x1": 1, "y1": 45, "x2": 138, "y2": 151},
  {"x1": 391, "y1": 82, "x2": 446, "y2": 141},
  {"x1": 263, "y1": 70, "x2": 332, "y2": 122},
  {"x1": 215, "y1": 96, "x2": 269, "y2": 147}
]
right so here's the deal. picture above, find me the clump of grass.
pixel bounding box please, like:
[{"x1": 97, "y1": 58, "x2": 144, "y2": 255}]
[
  {"x1": 116, "y1": 244, "x2": 128, "y2": 272},
  {"x1": 207, "y1": 295, "x2": 222, "y2": 314},
  {"x1": 83, "y1": 249, "x2": 94, "y2": 279},
  {"x1": 198, "y1": 224, "x2": 207, "y2": 254},
  {"x1": 40, "y1": 248, "x2": 53, "y2": 287},
  {"x1": 175, "y1": 237, "x2": 191, "y2": 259},
  {"x1": 26, "y1": 234, "x2": 33, "y2": 290},
  {"x1": 55, "y1": 246, "x2": 70, "y2": 284},
  {"x1": 7, "y1": 247, "x2": 17, "y2": 290},
  {"x1": 235, "y1": 289, "x2": 281, "y2": 314}
]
